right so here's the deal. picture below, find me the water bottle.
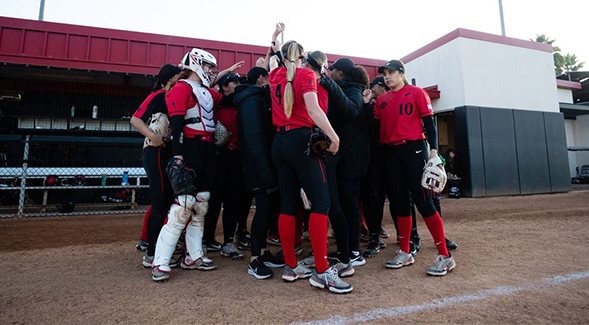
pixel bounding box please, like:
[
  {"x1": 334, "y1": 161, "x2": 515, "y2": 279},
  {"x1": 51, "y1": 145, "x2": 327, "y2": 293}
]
[
  {"x1": 92, "y1": 105, "x2": 98, "y2": 119},
  {"x1": 122, "y1": 171, "x2": 129, "y2": 186},
  {"x1": 71, "y1": 105, "x2": 75, "y2": 118},
  {"x1": 101, "y1": 173, "x2": 106, "y2": 187}
]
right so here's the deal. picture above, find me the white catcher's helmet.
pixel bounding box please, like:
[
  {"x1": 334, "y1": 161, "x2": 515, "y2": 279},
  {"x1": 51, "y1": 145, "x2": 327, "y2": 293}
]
[{"x1": 181, "y1": 48, "x2": 218, "y2": 87}]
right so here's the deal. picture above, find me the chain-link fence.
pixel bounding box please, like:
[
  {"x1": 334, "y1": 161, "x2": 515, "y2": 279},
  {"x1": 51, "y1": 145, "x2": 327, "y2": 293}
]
[
  {"x1": 568, "y1": 148, "x2": 589, "y2": 183},
  {"x1": 0, "y1": 64, "x2": 154, "y2": 217}
]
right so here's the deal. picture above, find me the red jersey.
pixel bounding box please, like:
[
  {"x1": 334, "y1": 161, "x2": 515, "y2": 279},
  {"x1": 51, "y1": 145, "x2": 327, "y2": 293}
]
[
  {"x1": 166, "y1": 80, "x2": 222, "y2": 138},
  {"x1": 373, "y1": 84, "x2": 433, "y2": 144},
  {"x1": 269, "y1": 67, "x2": 318, "y2": 128},
  {"x1": 317, "y1": 84, "x2": 328, "y2": 114},
  {"x1": 133, "y1": 89, "x2": 167, "y2": 122},
  {"x1": 215, "y1": 106, "x2": 239, "y2": 144}
]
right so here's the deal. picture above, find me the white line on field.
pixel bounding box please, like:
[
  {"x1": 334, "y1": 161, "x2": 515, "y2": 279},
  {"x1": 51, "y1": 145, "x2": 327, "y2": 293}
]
[{"x1": 292, "y1": 271, "x2": 589, "y2": 325}]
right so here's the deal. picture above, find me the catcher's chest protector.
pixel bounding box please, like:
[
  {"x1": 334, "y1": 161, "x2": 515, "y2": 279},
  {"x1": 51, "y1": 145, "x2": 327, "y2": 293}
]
[{"x1": 182, "y1": 79, "x2": 215, "y2": 133}]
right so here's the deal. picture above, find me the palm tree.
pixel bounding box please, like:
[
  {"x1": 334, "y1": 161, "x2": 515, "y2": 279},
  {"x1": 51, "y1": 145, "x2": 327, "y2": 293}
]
[
  {"x1": 562, "y1": 53, "x2": 585, "y2": 73},
  {"x1": 531, "y1": 34, "x2": 564, "y2": 75}
]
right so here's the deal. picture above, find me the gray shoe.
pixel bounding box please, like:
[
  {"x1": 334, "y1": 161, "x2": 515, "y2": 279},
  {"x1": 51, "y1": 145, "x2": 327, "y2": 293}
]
[
  {"x1": 181, "y1": 254, "x2": 218, "y2": 271},
  {"x1": 386, "y1": 250, "x2": 415, "y2": 269},
  {"x1": 333, "y1": 261, "x2": 354, "y2": 277},
  {"x1": 151, "y1": 266, "x2": 170, "y2": 282},
  {"x1": 282, "y1": 263, "x2": 313, "y2": 282},
  {"x1": 300, "y1": 253, "x2": 315, "y2": 268},
  {"x1": 309, "y1": 266, "x2": 353, "y2": 294},
  {"x1": 144, "y1": 253, "x2": 180, "y2": 268},
  {"x1": 220, "y1": 243, "x2": 244, "y2": 260},
  {"x1": 142, "y1": 253, "x2": 153, "y2": 268},
  {"x1": 136, "y1": 239, "x2": 148, "y2": 251},
  {"x1": 426, "y1": 254, "x2": 456, "y2": 276}
]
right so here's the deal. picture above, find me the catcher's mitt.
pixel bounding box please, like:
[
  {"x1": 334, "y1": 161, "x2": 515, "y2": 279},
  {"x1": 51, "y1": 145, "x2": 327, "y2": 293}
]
[
  {"x1": 167, "y1": 157, "x2": 196, "y2": 196},
  {"x1": 214, "y1": 121, "x2": 232, "y2": 147},
  {"x1": 305, "y1": 128, "x2": 331, "y2": 158},
  {"x1": 421, "y1": 155, "x2": 447, "y2": 193},
  {"x1": 143, "y1": 112, "x2": 171, "y2": 148}
]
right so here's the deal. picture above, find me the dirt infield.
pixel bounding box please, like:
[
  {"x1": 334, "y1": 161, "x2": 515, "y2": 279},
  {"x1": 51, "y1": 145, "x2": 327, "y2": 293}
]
[{"x1": 1, "y1": 191, "x2": 589, "y2": 325}]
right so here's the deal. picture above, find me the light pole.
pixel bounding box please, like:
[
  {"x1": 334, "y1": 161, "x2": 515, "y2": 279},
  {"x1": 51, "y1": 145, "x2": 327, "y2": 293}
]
[
  {"x1": 38, "y1": 0, "x2": 46, "y2": 21},
  {"x1": 498, "y1": 0, "x2": 506, "y2": 36}
]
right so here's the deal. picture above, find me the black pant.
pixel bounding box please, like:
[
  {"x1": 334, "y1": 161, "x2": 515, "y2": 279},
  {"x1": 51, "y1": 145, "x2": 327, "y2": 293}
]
[
  {"x1": 204, "y1": 147, "x2": 249, "y2": 244},
  {"x1": 272, "y1": 128, "x2": 330, "y2": 216},
  {"x1": 251, "y1": 191, "x2": 279, "y2": 256},
  {"x1": 385, "y1": 140, "x2": 437, "y2": 220},
  {"x1": 361, "y1": 148, "x2": 386, "y2": 239},
  {"x1": 338, "y1": 179, "x2": 362, "y2": 253},
  {"x1": 325, "y1": 153, "x2": 350, "y2": 263},
  {"x1": 183, "y1": 137, "x2": 216, "y2": 193},
  {"x1": 143, "y1": 146, "x2": 174, "y2": 256}
]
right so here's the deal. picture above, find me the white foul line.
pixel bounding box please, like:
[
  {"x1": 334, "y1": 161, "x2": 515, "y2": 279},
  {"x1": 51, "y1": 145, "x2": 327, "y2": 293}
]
[{"x1": 292, "y1": 271, "x2": 589, "y2": 325}]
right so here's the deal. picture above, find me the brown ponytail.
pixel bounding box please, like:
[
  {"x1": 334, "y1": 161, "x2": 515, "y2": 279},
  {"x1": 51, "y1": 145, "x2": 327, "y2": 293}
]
[
  {"x1": 349, "y1": 65, "x2": 370, "y2": 88},
  {"x1": 281, "y1": 41, "x2": 304, "y2": 119}
]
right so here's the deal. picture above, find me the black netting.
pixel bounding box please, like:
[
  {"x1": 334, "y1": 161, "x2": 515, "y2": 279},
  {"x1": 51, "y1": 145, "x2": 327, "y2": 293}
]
[{"x1": 0, "y1": 64, "x2": 155, "y2": 217}]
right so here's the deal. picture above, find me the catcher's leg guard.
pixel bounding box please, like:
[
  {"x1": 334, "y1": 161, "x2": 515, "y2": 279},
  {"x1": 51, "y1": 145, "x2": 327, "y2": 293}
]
[
  {"x1": 153, "y1": 195, "x2": 196, "y2": 271},
  {"x1": 185, "y1": 192, "x2": 210, "y2": 261}
]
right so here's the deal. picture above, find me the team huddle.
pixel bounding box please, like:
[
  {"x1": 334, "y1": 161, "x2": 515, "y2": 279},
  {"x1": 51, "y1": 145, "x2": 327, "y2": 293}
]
[{"x1": 130, "y1": 23, "x2": 457, "y2": 294}]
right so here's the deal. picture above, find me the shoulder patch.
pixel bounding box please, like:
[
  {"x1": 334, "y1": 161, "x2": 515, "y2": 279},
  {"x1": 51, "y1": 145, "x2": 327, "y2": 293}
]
[
  {"x1": 308, "y1": 79, "x2": 313, "y2": 85},
  {"x1": 380, "y1": 102, "x2": 388, "y2": 110}
]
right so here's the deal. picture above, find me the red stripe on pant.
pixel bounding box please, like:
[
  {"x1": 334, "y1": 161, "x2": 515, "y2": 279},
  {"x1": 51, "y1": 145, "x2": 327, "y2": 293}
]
[{"x1": 140, "y1": 206, "x2": 152, "y2": 241}]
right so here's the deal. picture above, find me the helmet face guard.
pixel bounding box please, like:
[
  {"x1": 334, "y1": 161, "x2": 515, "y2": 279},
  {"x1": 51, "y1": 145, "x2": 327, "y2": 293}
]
[{"x1": 181, "y1": 48, "x2": 218, "y2": 87}]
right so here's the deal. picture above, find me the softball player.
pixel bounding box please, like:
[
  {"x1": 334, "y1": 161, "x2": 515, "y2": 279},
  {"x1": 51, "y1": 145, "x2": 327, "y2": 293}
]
[
  {"x1": 375, "y1": 60, "x2": 456, "y2": 276},
  {"x1": 269, "y1": 38, "x2": 352, "y2": 293},
  {"x1": 151, "y1": 49, "x2": 225, "y2": 282},
  {"x1": 130, "y1": 64, "x2": 181, "y2": 267}
]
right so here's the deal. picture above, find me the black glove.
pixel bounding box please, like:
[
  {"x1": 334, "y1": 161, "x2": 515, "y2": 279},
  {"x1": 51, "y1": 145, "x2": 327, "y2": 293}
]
[
  {"x1": 166, "y1": 157, "x2": 195, "y2": 196},
  {"x1": 305, "y1": 128, "x2": 331, "y2": 158}
]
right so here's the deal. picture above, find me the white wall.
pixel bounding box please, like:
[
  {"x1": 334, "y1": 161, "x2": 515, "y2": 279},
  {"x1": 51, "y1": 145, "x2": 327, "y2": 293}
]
[
  {"x1": 565, "y1": 116, "x2": 589, "y2": 177},
  {"x1": 405, "y1": 36, "x2": 560, "y2": 113},
  {"x1": 574, "y1": 115, "x2": 589, "y2": 147},
  {"x1": 565, "y1": 119, "x2": 576, "y2": 147},
  {"x1": 404, "y1": 38, "x2": 465, "y2": 112},
  {"x1": 460, "y1": 38, "x2": 559, "y2": 113},
  {"x1": 558, "y1": 88, "x2": 574, "y2": 104}
]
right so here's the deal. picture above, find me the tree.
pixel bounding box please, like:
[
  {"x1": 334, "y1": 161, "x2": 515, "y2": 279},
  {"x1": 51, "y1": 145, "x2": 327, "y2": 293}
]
[
  {"x1": 562, "y1": 53, "x2": 585, "y2": 73},
  {"x1": 531, "y1": 34, "x2": 564, "y2": 75}
]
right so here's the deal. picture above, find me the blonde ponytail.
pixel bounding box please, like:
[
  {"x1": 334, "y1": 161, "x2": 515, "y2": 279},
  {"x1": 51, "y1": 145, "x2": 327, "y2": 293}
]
[
  {"x1": 282, "y1": 41, "x2": 304, "y2": 119},
  {"x1": 402, "y1": 74, "x2": 410, "y2": 86}
]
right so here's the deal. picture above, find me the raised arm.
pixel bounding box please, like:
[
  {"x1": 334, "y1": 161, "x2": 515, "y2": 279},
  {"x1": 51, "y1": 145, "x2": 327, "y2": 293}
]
[{"x1": 303, "y1": 92, "x2": 339, "y2": 154}]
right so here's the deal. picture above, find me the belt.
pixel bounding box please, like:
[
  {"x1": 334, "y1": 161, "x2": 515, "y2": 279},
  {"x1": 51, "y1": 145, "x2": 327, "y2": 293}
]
[
  {"x1": 225, "y1": 143, "x2": 239, "y2": 150},
  {"x1": 186, "y1": 134, "x2": 214, "y2": 142},
  {"x1": 385, "y1": 139, "x2": 423, "y2": 146},
  {"x1": 276, "y1": 125, "x2": 307, "y2": 132}
]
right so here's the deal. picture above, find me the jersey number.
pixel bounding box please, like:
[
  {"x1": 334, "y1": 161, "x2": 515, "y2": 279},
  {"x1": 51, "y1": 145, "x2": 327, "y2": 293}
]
[
  {"x1": 399, "y1": 103, "x2": 414, "y2": 116},
  {"x1": 276, "y1": 84, "x2": 283, "y2": 105}
]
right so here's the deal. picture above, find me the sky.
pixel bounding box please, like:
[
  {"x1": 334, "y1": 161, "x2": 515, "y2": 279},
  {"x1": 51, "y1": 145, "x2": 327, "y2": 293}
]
[{"x1": 0, "y1": 0, "x2": 587, "y2": 65}]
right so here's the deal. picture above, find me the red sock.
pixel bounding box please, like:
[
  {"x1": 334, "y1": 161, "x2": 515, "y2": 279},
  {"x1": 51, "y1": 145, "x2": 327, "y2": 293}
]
[
  {"x1": 295, "y1": 208, "x2": 303, "y2": 246},
  {"x1": 309, "y1": 213, "x2": 329, "y2": 273},
  {"x1": 140, "y1": 206, "x2": 152, "y2": 241},
  {"x1": 424, "y1": 212, "x2": 449, "y2": 257},
  {"x1": 278, "y1": 214, "x2": 297, "y2": 268},
  {"x1": 397, "y1": 216, "x2": 412, "y2": 253}
]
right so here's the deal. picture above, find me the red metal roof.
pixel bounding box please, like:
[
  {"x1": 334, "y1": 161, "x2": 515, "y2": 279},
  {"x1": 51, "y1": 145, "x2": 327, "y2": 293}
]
[{"x1": 0, "y1": 16, "x2": 386, "y2": 79}]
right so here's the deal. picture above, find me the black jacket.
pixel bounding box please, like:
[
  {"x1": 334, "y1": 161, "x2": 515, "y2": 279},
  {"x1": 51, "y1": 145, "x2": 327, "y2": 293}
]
[
  {"x1": 233, "y1": 84, "x2": 278, "y2": 194},
  {"x1": 319, "y1": 77, "x2": 370, "y2": 180}
]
